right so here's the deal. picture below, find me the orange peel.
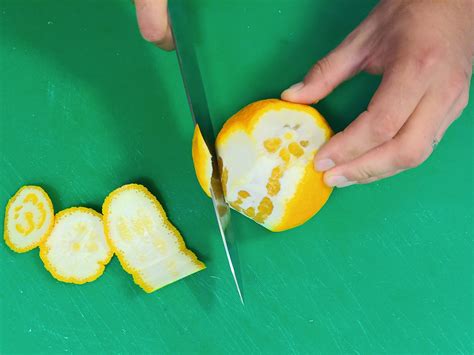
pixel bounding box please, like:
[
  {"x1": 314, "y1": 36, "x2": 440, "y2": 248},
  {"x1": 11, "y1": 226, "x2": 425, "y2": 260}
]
[
  {"x1": 192, "y1": 99, "x2": 334, "y2": 232},
  {"x1": 102, "y1": 184, "x2": 205, "y2": 293},
  {"x1": 39, "y1": 207, "x2": 113, "y2": 284},
  {"x1": 192, "y1": 125, "x2": 212, "y2": 197},
  {"x1": 4, "y1": 185, "x2": 54, "y2": 253}
]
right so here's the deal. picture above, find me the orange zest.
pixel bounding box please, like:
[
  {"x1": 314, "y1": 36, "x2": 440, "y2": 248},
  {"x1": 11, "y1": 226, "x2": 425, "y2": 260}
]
[{"x1": 192, "y1": 125, "x2": 213, "y2": 197}]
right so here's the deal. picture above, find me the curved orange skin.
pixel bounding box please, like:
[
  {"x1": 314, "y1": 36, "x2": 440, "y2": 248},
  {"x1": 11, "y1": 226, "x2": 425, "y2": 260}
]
[
  {"x1": 273, "y1": 163, "x2": 332, "y2": 232},
  {"x1": 192, "y1": 125, "x2": 212, "y2": 197},
  {"x1": 217, "y1": 99, "x2": 332, "y2": 143}
]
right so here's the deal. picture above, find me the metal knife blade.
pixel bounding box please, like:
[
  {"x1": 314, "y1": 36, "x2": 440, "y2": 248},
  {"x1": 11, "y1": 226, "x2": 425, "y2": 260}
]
[{"x1": 169, "y1": 4, "x2": 244, "y2": 304}]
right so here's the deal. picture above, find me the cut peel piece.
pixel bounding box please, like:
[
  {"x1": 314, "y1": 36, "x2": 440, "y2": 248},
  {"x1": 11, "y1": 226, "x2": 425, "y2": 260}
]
[
  {"x1": 192, "y1": 125, "x2": 212, "y2": 197},
  {"x1": 102, "y1": 184, "x2": 205, "y2": 293},
  {"x1": 39, "y1": 207, "x2": 113, "y2": 284},
  {"x1": 4, "y1": 185, "x2": 54, "y2": 253},
  {"x1": 192, "y1": 99, "x2": 334, "y2": 232}
]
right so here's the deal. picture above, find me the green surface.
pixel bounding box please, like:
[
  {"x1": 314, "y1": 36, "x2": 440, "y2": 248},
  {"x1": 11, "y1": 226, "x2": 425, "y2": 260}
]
[{"x1": 1, "y1": 0, "x2": 473, "y2": 353}]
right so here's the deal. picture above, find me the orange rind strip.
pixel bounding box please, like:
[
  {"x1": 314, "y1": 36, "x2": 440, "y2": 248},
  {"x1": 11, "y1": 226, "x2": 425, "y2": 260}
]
[
  {"x1": 39, "y1": 207, "x2": 113, "y2": 284},
  {"x1": 4, "y1": 186, "x2": 54, "y2": 253},
  {"x1": 192, "y1": 125, "x2": 213, "y2": 197},
  {"x1": 102, "y1": 184, "x2": 205, "y2": 293}
]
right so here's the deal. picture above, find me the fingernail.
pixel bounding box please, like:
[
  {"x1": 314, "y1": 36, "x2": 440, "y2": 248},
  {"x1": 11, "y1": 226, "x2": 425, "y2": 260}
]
[
  {"x1": 325, "y1": 175, "x2": 356, "y2": 188},
  {"x1": 282, "y1": 82, "x2": 304, "y2": 97},
  {"x1": 336, "y1": 180, "x2": 356, "y2": 188},
  {"x1": 315, "y1": 158, "x2": 335, "y2": 172}
]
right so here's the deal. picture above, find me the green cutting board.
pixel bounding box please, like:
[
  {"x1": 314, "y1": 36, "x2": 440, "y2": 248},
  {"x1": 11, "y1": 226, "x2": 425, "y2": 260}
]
[{"x1": 1, "y1": 0, "x2": 472, "y2": 353}]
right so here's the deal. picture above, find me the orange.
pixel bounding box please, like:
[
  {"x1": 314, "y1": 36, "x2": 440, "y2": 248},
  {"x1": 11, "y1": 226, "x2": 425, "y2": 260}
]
[{"x1": 192, "y1": 99, "x2": 333, "y2": 232}]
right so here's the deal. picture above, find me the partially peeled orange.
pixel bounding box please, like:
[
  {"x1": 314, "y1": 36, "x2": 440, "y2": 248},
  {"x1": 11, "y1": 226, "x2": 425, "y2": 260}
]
[{"x1": 192, "y1": 99, "x2": 333, "y2": 232}]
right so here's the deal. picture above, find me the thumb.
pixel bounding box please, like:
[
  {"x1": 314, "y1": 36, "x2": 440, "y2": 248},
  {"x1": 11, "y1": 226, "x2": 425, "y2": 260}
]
[{"x1": 282, "y1": 40, "x2": 364, "y2": 104}]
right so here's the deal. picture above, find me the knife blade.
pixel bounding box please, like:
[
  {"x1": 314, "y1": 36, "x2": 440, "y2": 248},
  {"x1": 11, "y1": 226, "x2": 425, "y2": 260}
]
[{"x1": 169, "y1": 4, "x2": 244, "y2": 304}]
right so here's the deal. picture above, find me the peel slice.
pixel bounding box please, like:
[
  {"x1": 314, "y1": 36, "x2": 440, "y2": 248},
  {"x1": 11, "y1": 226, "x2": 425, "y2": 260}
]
[
  {"x1": 4, "y1": 186, "x2": 54, "y2": 252},
  {"x1": 192, "y1": 125, "x2": 212, "y2": 197},
  {"x1": 39, "y1": 207, "x2": 113, "y2": 284},
  {"x1": 102, "y1": 184, "x2": 205, "y2": 293}
]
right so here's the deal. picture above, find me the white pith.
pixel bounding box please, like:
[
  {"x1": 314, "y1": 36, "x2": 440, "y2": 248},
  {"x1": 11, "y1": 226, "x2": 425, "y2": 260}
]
[
  {"x1": 44, "y1": 210, "x2": 110, "y2": 279},
  {"x1": 6, "y1": 188, "x2": 53, "y2": 250},
  {"x1": 217, "y1": 108, "x2": 327, "y2": 229},
  {"x1": 105, "y1": 188, "x2": 202, "y2": 290}
]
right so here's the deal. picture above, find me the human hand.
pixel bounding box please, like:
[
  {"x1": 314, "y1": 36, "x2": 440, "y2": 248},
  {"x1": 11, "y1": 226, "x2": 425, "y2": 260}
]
[
  {"x1": 282, "y1": 0, "x2": 473, "y2": 187},
  {"x1": 134, "y1": 0, "x2": 174, "y2": 51}
]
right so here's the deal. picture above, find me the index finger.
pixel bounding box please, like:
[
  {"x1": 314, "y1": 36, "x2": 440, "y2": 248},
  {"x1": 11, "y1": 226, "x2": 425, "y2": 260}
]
[
  {"x1": 135, "y1": 0, "x2": 174, "y2": 51},
  {"x1": 315, "y1": 58, "x2": 432, "y2": 170}
]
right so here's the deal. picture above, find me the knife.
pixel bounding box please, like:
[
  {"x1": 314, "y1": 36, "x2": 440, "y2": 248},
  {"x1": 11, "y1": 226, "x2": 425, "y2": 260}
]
[{"x1": 169, "y1": 4, "x2": 244, "y2": 304}]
